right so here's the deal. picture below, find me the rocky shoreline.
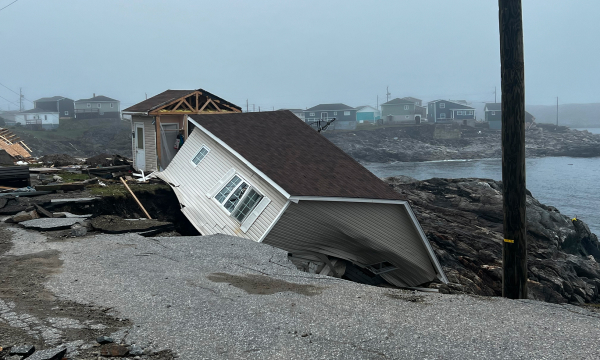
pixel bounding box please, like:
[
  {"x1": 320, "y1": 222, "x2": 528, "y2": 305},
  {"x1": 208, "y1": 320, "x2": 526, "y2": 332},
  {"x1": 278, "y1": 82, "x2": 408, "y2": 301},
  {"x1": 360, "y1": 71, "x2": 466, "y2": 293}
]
[
  {"x1": 325, "y1": 123, "x2": 600, "y2": 163},
  {"x1": 384, "y1": 176, "x2": 600, "y2": 303}
]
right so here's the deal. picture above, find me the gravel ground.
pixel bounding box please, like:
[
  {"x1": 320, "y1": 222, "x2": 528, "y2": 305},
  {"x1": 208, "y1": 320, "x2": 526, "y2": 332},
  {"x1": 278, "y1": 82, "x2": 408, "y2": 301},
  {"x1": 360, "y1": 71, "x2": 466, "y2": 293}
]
[{"x1": 3, "y1": 228, "x2": 600, "y2": 359}]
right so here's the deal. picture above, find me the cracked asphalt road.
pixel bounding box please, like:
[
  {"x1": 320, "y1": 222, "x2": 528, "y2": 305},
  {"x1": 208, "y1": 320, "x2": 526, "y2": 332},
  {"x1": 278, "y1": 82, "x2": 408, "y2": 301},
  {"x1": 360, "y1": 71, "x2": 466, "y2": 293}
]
[{"x1": 3, "y1": 227, "x2": 600, "y2": 359}]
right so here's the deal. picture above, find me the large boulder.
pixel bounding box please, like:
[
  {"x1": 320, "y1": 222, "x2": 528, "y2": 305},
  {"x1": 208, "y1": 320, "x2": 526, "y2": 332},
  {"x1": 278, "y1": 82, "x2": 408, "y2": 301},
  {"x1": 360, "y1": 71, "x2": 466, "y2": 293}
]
[{"x1": 385, "y1": 176, "x2": 600, "y2": 304}]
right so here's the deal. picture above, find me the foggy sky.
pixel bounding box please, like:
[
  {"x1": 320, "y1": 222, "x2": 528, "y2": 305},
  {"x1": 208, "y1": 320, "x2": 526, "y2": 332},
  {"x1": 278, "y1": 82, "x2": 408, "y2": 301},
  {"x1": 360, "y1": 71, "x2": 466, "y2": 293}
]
[{"x1": 0, "y1": 0, "x2": 598, "y2": 111}]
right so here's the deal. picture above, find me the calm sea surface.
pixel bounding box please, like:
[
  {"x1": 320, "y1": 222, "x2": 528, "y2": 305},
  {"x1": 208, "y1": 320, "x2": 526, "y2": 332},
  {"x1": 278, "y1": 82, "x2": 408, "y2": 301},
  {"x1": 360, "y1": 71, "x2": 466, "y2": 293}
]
[{"x1": 364, "y1": 129, "x2": 600, "y2": 235}]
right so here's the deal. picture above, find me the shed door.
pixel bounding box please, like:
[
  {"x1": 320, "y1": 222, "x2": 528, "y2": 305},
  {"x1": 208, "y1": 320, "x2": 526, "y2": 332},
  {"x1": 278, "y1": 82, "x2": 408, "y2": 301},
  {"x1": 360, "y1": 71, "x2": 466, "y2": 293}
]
[{"x1": 134, "y1": 123, "x2": 145, "y2": 171}]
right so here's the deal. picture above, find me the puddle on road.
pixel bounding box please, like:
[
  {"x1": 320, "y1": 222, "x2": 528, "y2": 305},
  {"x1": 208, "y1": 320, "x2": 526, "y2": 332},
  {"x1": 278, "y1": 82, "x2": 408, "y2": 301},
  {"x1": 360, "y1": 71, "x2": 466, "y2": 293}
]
[{"x1": 207, "y1": 272, "x2": 325, "y2": 296}]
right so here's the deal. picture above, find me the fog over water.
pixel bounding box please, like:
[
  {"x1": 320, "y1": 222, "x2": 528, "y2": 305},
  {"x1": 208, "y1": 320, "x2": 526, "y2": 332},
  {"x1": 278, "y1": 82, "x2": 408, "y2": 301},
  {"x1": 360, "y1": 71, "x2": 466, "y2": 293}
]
[{"x1": 0, "y1": 0, "x2": 599, "y2": 110}]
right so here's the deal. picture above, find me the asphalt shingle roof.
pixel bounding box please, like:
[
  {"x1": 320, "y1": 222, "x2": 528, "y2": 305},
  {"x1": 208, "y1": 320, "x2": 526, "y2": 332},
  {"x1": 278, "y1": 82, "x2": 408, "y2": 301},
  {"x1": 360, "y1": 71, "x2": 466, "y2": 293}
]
[
  {"x1": 189, "y1": 110, "x2": 403, "y2": 200},
  {"x1": 304, "y1": 103, "x2": 355, "y2": 112},
  {"x1": 124, "y1": 89, "x2": 241, "y2": 113}
]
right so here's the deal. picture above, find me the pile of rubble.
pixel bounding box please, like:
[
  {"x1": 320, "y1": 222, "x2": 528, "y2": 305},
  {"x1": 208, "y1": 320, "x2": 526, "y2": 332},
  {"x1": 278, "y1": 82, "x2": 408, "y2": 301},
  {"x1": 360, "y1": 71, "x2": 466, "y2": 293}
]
[{"x1": 0, "y1": 334, "x2": 173, "y2": 359}]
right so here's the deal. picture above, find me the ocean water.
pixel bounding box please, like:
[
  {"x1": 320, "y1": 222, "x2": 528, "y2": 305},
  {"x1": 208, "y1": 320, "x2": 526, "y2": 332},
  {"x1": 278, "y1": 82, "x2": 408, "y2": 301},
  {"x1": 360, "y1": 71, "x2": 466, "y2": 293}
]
[{"x1": 365, "y1": 156, "x2": 600, "y2": 235}]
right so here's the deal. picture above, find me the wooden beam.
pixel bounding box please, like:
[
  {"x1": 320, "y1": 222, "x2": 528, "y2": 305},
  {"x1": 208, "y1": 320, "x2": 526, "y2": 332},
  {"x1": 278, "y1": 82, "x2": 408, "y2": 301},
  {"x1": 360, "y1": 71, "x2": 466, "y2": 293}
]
[
  {"x1": 209, "y1": 99, "x2": 221, "y2": 111},
  {"x1": 183, "y1": 114, "x2": 188, "y2": 141},
  {"x1": 198, "y1": 99, "x2": 210, "y2": 112},
  {"x1": 120, "y1": 177, "x2": 152, "y2": 219},
  {"x1": 172, "y1": 99, "x2": 185, "y2": 112},
  {"x1": 156, "y1": 116, "x2": 162, "y2": 168},
  {"x1": 182, "y1": 98, "x2": 195, "y2": 111},
  {"x1": 195, "y1": 93, "x2": 199, "y2": 112}
]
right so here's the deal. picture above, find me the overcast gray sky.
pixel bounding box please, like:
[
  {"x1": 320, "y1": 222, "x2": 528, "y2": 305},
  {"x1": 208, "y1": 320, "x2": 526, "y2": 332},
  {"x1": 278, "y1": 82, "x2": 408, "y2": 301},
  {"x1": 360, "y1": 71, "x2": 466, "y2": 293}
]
[{"x1": 0, "y1": 0, "x2": 598, "y2": 111}]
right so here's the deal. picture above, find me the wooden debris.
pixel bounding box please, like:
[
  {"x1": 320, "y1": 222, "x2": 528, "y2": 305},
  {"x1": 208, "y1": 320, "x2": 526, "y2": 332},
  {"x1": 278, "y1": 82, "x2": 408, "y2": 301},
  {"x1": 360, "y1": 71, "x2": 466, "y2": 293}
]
[{"x1": 120, "y1": 177, "x2": 152, "y2": 219}]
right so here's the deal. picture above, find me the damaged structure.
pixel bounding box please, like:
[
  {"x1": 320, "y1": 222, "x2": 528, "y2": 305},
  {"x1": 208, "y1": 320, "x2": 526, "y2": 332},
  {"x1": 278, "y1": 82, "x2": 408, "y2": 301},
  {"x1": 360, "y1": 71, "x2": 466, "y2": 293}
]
[
  {"x1": 144, "y1": 109, "x2": 447, "y2": 287},
  {"x1": 123, "y1": 90, "x2": 241, "y2": 172}
]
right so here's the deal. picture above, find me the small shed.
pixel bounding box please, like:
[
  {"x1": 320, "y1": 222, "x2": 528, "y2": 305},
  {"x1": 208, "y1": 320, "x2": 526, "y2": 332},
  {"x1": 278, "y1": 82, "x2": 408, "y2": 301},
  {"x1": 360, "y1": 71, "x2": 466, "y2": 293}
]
[{"x1": 123, "y1": 89, "x2": 242, "y2": 171}]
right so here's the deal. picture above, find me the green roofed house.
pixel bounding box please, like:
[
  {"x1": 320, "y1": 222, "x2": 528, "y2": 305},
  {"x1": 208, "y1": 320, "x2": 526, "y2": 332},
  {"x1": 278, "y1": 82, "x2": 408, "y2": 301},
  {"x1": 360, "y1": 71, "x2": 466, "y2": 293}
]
[{"x1": 485, "y1": 103, "x2": 535, "y2": 130}]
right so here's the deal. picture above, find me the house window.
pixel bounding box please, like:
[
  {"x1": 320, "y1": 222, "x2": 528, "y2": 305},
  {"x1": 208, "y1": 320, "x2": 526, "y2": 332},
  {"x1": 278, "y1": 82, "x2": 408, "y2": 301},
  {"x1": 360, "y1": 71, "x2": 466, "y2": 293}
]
[
  {"x1": 469, "y1": 110, "x2": 474, "y2": 115},
  {"x1": 87, "y1": 103, "x2": 91, "y2": 108},
  {"x1": 491, "y1": 111, "x2": 495, "y2": 115},
  {"x1": 214, "y1": 175, "x2": 263, "y2": 223},
  {"x1": 191, "y1": 145, "x2": 210, "y2": 166},
  {"x1": 440, "y1": 113, "x2": 446, "y2": 119},
  {"x1": 440, "y1": 103, "x2": 445, "y2": 108},
  {"x1": 404, "y1": 105, "x2": 409, "y2": 110},
  {"x1": 405, "y1": 115, "x2": 409, "y2": 119},
  {"x1": 333, "y1": 112, "x2": 337, "y2": 115},
  {"x1": 97, "y1": 103, "x2": 101, "y2": 108},
  {"x1": 44, "y1": 115, "x2": 47, "y2": 120},
  {"x1": 344, "y1": 111, "x2": 350, "y2": 116},
  {"x1": 64, "y1": 111, "x2": 69, "y2": 116},
  {"x1": 110, "y1": 103, "x2": 114, "y2": 108},
  {"x1": 309, "y1": 112, "x2": 315, "y2": 116},
  {"x1": 457, "y1": 110, "x2": 465, "y2": 115}
]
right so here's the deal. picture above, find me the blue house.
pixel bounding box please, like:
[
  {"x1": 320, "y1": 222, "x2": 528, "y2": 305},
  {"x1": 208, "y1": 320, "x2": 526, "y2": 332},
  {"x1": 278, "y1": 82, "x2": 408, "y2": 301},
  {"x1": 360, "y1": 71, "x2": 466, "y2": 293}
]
[
  {"x1": 485, "y1": 103, "x2": 535, "y2": 130},
  {"x1": 427, "y1": 100, "x2": 476, "y2": 124},
  {"x1": 355, "y1": 105, "x2": 381, "y2": 123},
  {"x1": 303, "y1": 103, "x2": 357, "y2": 130}
]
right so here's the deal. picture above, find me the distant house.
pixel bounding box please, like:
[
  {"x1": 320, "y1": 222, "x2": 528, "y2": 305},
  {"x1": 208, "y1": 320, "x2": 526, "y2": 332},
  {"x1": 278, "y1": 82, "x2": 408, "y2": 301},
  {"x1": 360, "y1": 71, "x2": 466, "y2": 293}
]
[
  {"x1": 278, "y1": 108, "x2": 305, "y2": 122},
  {"x1": 303, "y1": 103, "x2": 357, "y2": 130},
  {"x1": 14, "y1": 108, "x2": 59, "y2": 130},
  {"x1": 34, "y1": 96, "x2": 74, "y2": 119},
  {"x1": 74, "y1": 95, "x2": 120, "y2": 119},
  {"x1": 0, "y1": 110, "x2": 20, "y2": 126},
  {"x1": 484, "y1": 103, "x2": 535, "y2": 130},
  {"x1": 355, "y1": 105, "x2": 381, "y2": 123},
  {"x1": 380, "y1": 98, "x2": 426, "y2": 124},
  {"x1": 156, "y1": 110, "x2": 447, "y2": 288},
  {"x1": 427, "y1": 100, "x2": 476, "y2": 124}
]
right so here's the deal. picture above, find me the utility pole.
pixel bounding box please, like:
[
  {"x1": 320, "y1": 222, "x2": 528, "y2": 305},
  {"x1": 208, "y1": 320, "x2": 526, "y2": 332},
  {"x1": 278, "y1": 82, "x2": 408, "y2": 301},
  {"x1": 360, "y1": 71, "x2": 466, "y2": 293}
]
[
  {"x1": 246, "y1": 99, "x2": 249, "y2": 113},
  {"x1": 556, "y1": 97, "x2": 559, "y2": 126},
  {"x1": 495, "y1": 86, "x2": 497, "y2": 103},
  {"x1": 253, "y1": 104, "x2": 255, "y2": 112},
  {"x1": 377, "y1": 95, "x2": 379, "y2": 109},
  {"x1": 499, "y1": 0, "x2": 527, "y2": 299},
  {"x1": 19, "y1": 88, "x2": 23, "y2": 112},
  {"x1": 386, "y1": 86, "x2": 391, "y2": 102}
]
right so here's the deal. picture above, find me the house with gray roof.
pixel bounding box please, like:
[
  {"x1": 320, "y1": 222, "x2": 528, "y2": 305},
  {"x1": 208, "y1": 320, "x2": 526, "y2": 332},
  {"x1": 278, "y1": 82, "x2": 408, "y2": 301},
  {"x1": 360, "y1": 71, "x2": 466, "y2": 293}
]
[
  {"x1": 485, "y1": 103, "x2": 535, "y2": 130},
  {"x1": 34, "y1": 96, "x2": 74, "y2": 119},
  {"x1": 427, "y1": 100, "x2": 476, "y2": 124},
  {"x1": 381, "y1": 98, "x2": 427, "y2": 124},
  {"x1": 14, "y1": 108, "x2": 60, "y2": 130},
  {"x1": 303, "y1": 103, "x2": 356, "y2": 130},
  {"x1": 74, "y1": 94, "x2": 121, "y2": 119},
  {"x1": 156, "y1": 110, "x2": 447, "y2": 287}
]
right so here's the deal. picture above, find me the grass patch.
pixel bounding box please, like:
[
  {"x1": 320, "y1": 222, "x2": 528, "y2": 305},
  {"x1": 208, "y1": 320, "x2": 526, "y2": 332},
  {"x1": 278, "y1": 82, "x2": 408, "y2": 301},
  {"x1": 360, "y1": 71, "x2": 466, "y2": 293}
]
[
  {"x1": 88, "y1": 183, "x2": 171, "y2": 199},
  {"x1": 57, "y1": 172, "x2": 90, "y2": 182}
]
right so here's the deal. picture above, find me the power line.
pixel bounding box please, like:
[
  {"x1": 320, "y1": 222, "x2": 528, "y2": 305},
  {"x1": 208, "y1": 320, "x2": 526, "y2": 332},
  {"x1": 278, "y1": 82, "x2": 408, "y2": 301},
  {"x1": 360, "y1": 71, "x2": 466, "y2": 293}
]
[
  {"x1": 0, "y1": 82, "x2": 20, "y2": 96},
  {"x1": 0, "y1": 0, "x2": 20, "y2": 13},
  {"x1": 0, "y1": 94, "x2": 19, "y2": 107}
]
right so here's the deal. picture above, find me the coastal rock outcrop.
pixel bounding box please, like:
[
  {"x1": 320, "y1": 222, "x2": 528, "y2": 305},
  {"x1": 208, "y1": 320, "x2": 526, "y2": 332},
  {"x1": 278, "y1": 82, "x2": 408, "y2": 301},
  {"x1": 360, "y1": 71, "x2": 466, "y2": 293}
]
[
  {"x1": 385, "y1": 176, "x2": 600, "y2": 303},
  {"x1": 326, "y1": 123, "x2": 600, "y2": 163}
]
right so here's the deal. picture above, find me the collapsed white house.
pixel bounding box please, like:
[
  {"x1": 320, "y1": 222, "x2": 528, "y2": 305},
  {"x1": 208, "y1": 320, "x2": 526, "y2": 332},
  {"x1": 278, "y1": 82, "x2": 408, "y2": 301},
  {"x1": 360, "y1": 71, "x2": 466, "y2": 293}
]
[{"x1": 149, "y1": 109, "x2": 447, "y2": 287}]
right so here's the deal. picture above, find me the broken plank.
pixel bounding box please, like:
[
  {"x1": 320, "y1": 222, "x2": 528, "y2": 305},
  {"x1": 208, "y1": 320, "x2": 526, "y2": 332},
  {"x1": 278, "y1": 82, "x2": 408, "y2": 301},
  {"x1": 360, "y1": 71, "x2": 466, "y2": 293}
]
[{"x1": 120, "y1": 177, "x2": 152, "y2": 219}]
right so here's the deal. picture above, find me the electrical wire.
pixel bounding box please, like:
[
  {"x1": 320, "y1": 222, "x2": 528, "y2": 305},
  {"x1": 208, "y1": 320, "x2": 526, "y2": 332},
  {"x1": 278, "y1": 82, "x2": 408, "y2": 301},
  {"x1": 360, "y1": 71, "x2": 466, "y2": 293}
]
[{"x1": 0, "y1": 0, "x2": 20, "y2": 13}]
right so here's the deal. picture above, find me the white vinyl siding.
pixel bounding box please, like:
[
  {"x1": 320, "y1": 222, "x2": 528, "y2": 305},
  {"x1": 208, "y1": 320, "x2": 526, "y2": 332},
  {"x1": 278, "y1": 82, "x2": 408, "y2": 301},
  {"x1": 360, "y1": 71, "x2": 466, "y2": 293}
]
[
  {"x1": 263, "y1": 200, "x2": 439, "y2": 287},
  {"x1": 131, "y1": 116, "x2": 157, "y2": 172},
  {"x1": 157, "y1": 127, "x2": 287, "y2": 241}
]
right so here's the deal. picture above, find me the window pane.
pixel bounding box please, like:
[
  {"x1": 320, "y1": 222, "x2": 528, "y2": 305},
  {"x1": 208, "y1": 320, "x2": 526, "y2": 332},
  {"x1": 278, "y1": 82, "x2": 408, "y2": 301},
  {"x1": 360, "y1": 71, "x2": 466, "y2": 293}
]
[
  {"x1": 224, "y1": 182, "x2": 248, "y2": 213},
  {"x1": 215, "y1": 176, "x2": 241, "y2": 203},
  {"x1": 136, "y1": 127, "x2": 144, "y2": 149},
  {"x1": 192, "y1": 147, "x2": 208, "y2": 165},
  {"x1": 233, "y1": 189, "x2": 263, "y2": 222}
]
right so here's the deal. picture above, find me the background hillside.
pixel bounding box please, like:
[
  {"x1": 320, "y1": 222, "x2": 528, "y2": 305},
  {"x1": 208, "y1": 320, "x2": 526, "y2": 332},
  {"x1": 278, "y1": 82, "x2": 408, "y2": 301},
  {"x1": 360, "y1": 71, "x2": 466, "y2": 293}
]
[{"x1": 526, "y1": 103, "x2": 600, "y2": 128}]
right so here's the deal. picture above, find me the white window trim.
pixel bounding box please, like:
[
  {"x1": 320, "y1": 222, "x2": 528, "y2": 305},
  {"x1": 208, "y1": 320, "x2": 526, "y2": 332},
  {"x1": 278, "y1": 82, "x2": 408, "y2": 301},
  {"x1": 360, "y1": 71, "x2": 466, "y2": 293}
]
[
  {"x1": 190, "y1": 144, "x2": 210, "y2": 167},
  {"x1": 64, "y1": 111, "x2": 69, "y2": 116},
  {"x1": 333, "y1": 112, "x2": 337, "y2": 115},
  {"x1": 309, "y1": 112, "x2": 315, "y2": 116},
  {"x1": 87, "y1": 103, "x2": 91, "y2": 108},
  {"x1": 404, "y1": 105, "x2": 409, "y2": 110},
  {"x1": 110, "y1": 103, "x2": 114, "y2": 108},
  {"x1": 343, "y1": 111, "x2": 350, "y2": 116},
  {"x1": 97, "y1": 103, "x2": 101, "y2": 108},
  {"x1": 440, "y1": 103, "x2": 445, "y2": 108},
  {"x1": 211, "y1": 173, "x2": 266, "y2": 225}
]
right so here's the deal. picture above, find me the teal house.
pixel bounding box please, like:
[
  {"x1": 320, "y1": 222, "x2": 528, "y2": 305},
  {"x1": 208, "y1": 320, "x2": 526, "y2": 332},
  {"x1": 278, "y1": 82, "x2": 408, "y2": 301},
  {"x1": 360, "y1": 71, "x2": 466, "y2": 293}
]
[
  {"x1": 355, "y1": 105, "x2": 381, "y2": 123},
  {"x1": 485, "y1": 103, "x2": 535, "y2": 130}
]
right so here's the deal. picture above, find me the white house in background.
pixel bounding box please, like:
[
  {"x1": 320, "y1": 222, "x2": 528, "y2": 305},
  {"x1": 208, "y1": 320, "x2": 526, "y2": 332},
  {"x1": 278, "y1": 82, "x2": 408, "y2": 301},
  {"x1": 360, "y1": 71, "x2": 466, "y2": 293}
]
[
  {"x1": 277, "y1": 108, "x2": 305, "y2": 122},
  {"x1": 156, "y1": 110, "x2": 447, "y2": 287},
  {"x1": 14, "y1": 108, "x2": 60, "y2": 130}
]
